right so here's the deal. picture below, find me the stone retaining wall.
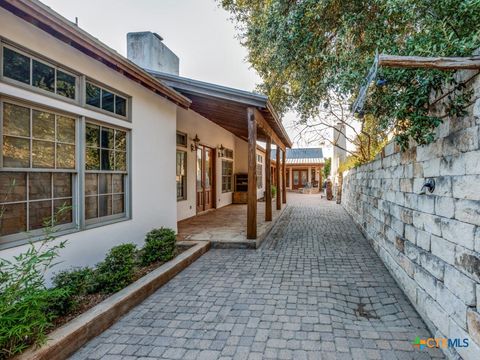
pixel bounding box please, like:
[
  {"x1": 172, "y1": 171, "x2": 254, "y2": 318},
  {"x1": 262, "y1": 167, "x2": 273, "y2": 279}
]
[{"x1": 342, "y1": 70, "x2": 480, "y2": 360}]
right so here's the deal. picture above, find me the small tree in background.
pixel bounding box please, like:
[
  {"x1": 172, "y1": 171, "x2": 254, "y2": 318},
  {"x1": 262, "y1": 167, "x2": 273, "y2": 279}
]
[{"x1": 323, "y1": 158, "x2": 331, "y2": 180}]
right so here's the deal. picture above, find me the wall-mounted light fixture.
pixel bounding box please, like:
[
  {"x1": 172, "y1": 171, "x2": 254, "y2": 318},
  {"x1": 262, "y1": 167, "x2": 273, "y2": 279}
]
[
  {"x1": 419, "y1": 178, "x2": 435, "y2": 195},
  {"x1": 191, "y1": 134, "x2": 200, "y2": 152},
  {"x1": 218, "y1": 144, "x2": 225, "y2": 157}
]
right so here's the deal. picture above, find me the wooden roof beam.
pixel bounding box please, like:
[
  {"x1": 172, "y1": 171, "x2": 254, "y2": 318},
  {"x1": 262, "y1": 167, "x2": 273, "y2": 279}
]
[
  {"x1": 253, "y1": 109, "x2": 286, "y2": 151},
  {"x1": 379, "y1": 54, "x2": 480, "y2": 70}
]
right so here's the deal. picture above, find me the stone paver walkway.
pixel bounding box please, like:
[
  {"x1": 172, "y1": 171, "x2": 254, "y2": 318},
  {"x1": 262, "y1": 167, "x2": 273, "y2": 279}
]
[{"x1": 72, "y1": 193, "x2": 444, "y2": 360}]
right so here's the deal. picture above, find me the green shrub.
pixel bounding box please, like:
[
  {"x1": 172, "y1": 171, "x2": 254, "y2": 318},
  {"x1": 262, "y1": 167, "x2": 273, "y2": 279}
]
[
  {"x1": 43, "y1": 287, "x2": 75, "y2": 318},
  {"x1": 271, "y1": 185, "x2": 277, "y2": 198},
  {"x1": 140, "y1": 228, "x2": 176, "y2": 266},
  {"x1": 50, "y1": 267, "x2": 96, "y2": 316},
  {"x1": 0, "y1": 237, "x2": 67, "y2": 358},
  {"x1": 53, "y1": 267, "x2": 95, "y2": 296},
  {"x1": 94, "y1": 244, "x2": 137, "y2": 293}
]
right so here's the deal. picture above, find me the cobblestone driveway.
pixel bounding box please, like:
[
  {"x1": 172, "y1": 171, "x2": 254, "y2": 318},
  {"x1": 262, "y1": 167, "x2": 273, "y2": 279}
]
[{"x1": 72, "y1": 194, "x2": 444, "y2": 360}]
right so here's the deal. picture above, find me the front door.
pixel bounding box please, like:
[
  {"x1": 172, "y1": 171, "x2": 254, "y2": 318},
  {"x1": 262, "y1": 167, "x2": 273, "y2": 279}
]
[
  {"x1": 196, "y1": 145, "x2": 214, "y2": 213},
  {"x1": 292, "y1": 169, "x2": 308, "y2": 189}
]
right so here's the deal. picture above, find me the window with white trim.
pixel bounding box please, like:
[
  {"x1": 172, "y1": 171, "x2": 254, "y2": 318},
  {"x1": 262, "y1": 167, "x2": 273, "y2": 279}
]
[
  {"x1": 176, "y1": 150, "x2": 187, "y2": 200},
  {"x1": 176, "y1": 132, "x2": 187, "y2": 147},
  {"x1": 221, "y1": 159, "x2": 233, "y2": 193},
  {"x1": 224, "y1": 148, "x2": 233, "y2": 160}
]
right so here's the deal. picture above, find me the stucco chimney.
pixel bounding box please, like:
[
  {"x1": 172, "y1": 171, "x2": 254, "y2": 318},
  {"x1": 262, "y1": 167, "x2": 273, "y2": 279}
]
[{"x1": 127, "y1": 31, "x2": 179, "y2": 75}]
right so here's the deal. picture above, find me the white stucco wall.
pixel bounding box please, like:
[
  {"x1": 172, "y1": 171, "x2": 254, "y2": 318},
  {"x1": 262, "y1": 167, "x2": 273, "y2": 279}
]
[
  {"x1": 0, "y1": 8, "x2": 177, "y2": 280},
  {"x1": 176, "y1": 108, "x2": 237, "y2": 221}
]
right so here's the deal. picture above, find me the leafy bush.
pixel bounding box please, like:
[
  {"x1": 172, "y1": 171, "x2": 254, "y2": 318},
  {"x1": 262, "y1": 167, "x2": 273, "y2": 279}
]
[
  {"x1": 94, "y1": 244, "x2": 137, "y2": 293},
  {"x1": 140, "y1": 228, "x2": 176, "y2": 266},
  {"x1": 50, "y1": 267, "x2": 96, "y2": 315},
  {"x1": 43, "y1": 287, "x2": 75, "y2": 318},
  {"x1": 271, "y1": 185, "x2": 277, "y2": 199},
  {"x1": 0, "y1": 237, "x2": 67, "y2": 358},
  {"x1": 53, "y1": 267, "x2": 96, "y2": 296}
]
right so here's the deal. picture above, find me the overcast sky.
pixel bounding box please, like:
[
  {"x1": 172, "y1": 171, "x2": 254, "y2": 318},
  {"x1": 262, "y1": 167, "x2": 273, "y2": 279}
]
[{"x1": 40, "y1": 0, "x2": 330, "y2": 153}]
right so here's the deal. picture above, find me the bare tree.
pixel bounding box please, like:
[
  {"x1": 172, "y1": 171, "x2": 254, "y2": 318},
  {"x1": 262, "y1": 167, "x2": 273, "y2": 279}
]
[{"x1": 291, "y1": 92, "x2": 377, "y2": 164}]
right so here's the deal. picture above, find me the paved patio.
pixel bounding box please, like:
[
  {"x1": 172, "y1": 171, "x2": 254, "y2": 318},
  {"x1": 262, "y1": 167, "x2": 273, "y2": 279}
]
[
  {"x1": 177, "y1": 200, "x2": 284, "y2": 248},
  {"x1": 71, "y1": 193, "x2": 443, "y2": 360}
]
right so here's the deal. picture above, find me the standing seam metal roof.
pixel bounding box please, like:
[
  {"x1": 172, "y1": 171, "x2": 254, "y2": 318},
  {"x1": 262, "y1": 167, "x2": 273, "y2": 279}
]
[{"x1": 271, "y1": 148, "x2": 324, "y2": 163}]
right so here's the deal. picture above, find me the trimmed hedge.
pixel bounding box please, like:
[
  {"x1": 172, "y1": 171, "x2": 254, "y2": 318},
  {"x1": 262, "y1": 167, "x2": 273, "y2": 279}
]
[{"x1": 140, "y1": 228, "x2": 176, "y2": 266}]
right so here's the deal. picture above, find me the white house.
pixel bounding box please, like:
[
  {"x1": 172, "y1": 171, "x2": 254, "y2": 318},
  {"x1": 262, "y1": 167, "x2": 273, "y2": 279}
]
[{"x1": 0, "y1": 0, "x2": 291, "y2": 273}]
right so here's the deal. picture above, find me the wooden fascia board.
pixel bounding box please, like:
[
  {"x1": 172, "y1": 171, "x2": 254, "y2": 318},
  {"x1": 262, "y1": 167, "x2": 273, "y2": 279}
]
[
  {"x1": 253, "y1": 108, "x2": 286, "y2": 152},
  {"x1": 159, "y1": 80, "x2": 267, "y2": 108}
]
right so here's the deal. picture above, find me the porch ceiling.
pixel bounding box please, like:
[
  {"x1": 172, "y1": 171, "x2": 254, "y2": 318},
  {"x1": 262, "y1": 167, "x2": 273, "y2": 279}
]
[{"x1": 148, "y1": 70, "x2": 292, "y2": 148}]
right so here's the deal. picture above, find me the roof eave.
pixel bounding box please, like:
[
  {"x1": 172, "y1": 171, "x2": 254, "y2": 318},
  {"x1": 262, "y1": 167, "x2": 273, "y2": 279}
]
[
  {"x1": 150, "y1": 70, "x2": 267, "y2": 107},
  {"x1": 150, "y1": 70, "x2": 292, "y2": 148},
  {"x1": 0, "y1": 0, "x2": 191, "y2": 108},
  {"x1": 266, "y1": 100, "x2": 293, "y2": 148}
]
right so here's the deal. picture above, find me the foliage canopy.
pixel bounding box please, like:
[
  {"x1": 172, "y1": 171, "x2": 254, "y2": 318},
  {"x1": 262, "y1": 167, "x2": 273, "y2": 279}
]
[{"x1": 221, "y1": 0, "x2": 480, "y2": 148}]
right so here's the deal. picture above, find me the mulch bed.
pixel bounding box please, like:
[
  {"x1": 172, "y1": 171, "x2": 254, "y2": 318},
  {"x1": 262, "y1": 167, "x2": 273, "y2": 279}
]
[{"x1": 50, "y1": 245, "x2": 190, "y2": 331}]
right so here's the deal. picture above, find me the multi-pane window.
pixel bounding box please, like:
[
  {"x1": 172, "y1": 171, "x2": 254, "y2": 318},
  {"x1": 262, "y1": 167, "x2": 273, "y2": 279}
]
[
  {"x1": 176, "y1": 151, "x2": 187, "y2": 200},
  {"x1": 85, "y1": 123, "x2": 127, "y2": 221},
  {"x1": 176, "y1": 132, "x2": 187, "y2": 147},
  {"x1": 2, "y1": 102, "x2": 76, "y2": 169},
  {"x1": 0, "y1": 173, "x2": 73, "y2": 235},
  {"x1": 86, "y1": 82, "x2": 127, "y2": 117},
  {"x1": 222, "y1": 160, "x2": 233, "y2": 193},
  {"x1": 224, "y1": 148, "x2": 233, "y2": 160},
  {"x1": 0, "y1": 102, "x2": 76, "y2": 236},
  {"x1": 2, "y1": 46, "x2": 77, "y2": 100},
  {"x1": 0, "y1": 42, "x2": 134, "y2": 245}
]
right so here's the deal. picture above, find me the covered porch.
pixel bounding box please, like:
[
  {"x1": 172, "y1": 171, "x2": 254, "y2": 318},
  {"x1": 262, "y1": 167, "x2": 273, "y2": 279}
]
[
  {"x1": 150, "y1": 71, "x2": 292, "y2": 242},
  {"x1": 177, "y1": 200, "x2": 284, "y2": 248}
]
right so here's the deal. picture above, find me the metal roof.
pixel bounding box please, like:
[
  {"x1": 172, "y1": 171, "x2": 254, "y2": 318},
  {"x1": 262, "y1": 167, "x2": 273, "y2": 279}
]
[{"x1": 271, "y1": 148, "x2": 324, "y2": 164}]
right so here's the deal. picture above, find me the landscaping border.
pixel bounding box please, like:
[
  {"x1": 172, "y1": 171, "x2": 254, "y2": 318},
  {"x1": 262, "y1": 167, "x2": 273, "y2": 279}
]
[{"x1": 15, "y1": 241, "x2": 211, "y2": 360}]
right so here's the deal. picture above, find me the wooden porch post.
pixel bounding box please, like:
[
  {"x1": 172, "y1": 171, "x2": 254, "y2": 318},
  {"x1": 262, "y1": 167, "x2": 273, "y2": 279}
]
[
  {"x1": 247, "y1": 108, "x2": 257, "y2": 239},
  {"x1": 276, "y1": 146, "x2": 281, "y2": 210},
  {"x1": 265, "y1": 137, "x2": 272, "y2": 221},
  {"x1": 282, "y1": 149, "x2": 287, "y2": 204}
]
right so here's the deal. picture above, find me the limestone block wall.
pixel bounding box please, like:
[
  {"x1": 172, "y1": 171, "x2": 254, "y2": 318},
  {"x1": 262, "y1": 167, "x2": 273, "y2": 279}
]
[{"x1": 342, "y1": 71, "x2": 480, "y2": 360}]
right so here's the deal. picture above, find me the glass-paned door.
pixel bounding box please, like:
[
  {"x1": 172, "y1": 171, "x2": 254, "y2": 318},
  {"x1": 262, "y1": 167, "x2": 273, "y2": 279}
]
[
  {"x1": 196, "y1": 145, "x2": 214, "y2": 213},
  {"x1": 292, "y1": 169, "x2": 308, "y2": 189}
]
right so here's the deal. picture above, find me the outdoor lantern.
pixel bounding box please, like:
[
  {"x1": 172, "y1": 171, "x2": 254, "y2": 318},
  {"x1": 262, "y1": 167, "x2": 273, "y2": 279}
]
[
  {"x1": 218, "y1": 144, "x2": 225, "y2": 157},
  {"x1": 191, "y1": 134, "x2": 200, "y2": 152}
]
